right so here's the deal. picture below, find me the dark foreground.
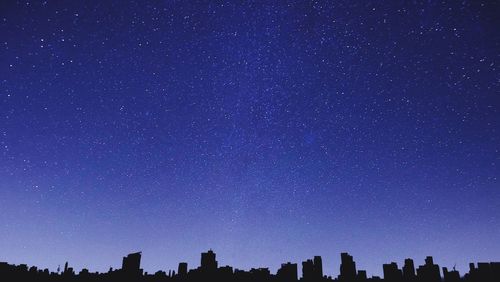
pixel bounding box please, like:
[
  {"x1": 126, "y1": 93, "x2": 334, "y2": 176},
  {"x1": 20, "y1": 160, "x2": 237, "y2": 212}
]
[{"x1": 1, "y1": 250, "x2": 499, "y2": 282}]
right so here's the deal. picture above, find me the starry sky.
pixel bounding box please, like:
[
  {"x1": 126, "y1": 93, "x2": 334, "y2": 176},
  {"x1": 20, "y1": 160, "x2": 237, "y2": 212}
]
[{"x1": 0, "y1": 0, "x2": 499, "y2": 277}]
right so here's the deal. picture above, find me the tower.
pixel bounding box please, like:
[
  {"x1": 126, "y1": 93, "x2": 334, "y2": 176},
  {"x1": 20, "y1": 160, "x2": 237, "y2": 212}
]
[
  {"x1": 314, "y1": 256, "x2": 323, "y2": 279},
  {"x1": 201, "y1": 249, "x2": 218, "y2": 271},
  {"x1": 403, "y1": 258, "x2": 416, "y2": 280},
  {"x1": 339, "y1": 253, "x2": 357, "y2": 281},
  {"x1": 122, "y1": 252, "x2": 142, "y2": 275},
  {"x1": 178, "y1": 262, "x2": 188, "y2": 276}
]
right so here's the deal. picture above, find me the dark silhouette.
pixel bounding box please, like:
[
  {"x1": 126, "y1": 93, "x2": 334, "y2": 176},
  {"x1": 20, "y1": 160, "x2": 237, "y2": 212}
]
[
  {"x1": 200, "y1": 249, "x2": 218, "y2": 271},
  {"x1": 178, "y1": 263, "x2": 188, "y2": 277},
  {"x1": 0, "y1": 250, "x2": 499, "y2": 282},
  {"x1": 383, "y1": 262, "x2": 402, "y2": 282},
  {"x1": 416, "y1": 257, "x2": 441, "y2": 282},
  {"x1": 277, "y1": 262, "x2": 298, "y2": 281},
  {"x1": 122, "y1": 252, "x2": 143, "y2": 277},
  {"x1": 402, "y1": 259, "x2": 416, "y2": 282},
  {"x1": 339, "y1": 252, "x2": 357, "y2": 281}
]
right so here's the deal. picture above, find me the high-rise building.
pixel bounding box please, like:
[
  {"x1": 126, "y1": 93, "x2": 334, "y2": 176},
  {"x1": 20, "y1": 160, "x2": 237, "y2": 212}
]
[
  {"x1": 314, "y1": 256, "x2": 323, "y2": 279},
  {"x1": 443, "y1": 267, "x2": 460, "y2": 282},
  {"x1": 477, "y1": 263, "x2": 493, "y2": 282},
  {"x1": 403, "y1": 258, "x2": 416, "y2": 281},
  {"x1": 277, "y1": 262, "x2": 298, "y2": 282},
  {"x1": 178, "y1": 262, "x2": 188, "y2": 276},
  {"x1": 416, "y1": 256, "x2": 441, "y2": 282},
  {"x1": 200, "y1": 250, "x2": 218, "y2": 271},
  {"x1": 122, "y1": 252, "x2": 142, "y2": 275},
  {"x1": 383, "y1": 262, "x2": 402, "y2": 282},
  {"x1": 302, "y1": 256, "x2": 323, "y2": 281},
  {"x1": 302, "y1": 259, "x2": 314, "y2": 281},
  {"x1": 339, "y1": 252, "x2": 357, "y2": 281}
]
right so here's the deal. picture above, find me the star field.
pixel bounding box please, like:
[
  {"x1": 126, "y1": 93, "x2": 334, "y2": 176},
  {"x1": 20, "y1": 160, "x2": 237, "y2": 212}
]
[{"x1": 0, "y1": 0, "x2": 499, "y2": 277}]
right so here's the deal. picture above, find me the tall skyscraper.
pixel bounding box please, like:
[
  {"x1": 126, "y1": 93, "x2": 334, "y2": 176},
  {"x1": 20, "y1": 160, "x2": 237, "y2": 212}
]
[
  {"x1": 302, "y1": 259, "x2": 314, "y2": 281},
  {"x1": 403, "y1": 258, "x2": 416, "y2": 281},
  {"x1": 313, "y1": 256, "x2": 323, "y2": 279},
  {"x1": 277, "y1": 262, "x2": 298, "y2": 282},
  {"x1": 302, "y1": 256, "x2": 323, "y2": 281},
  {"x1": 200, "y1": 250, "x2": 218, "y2": 271},
  {"x1": 178, "y1": 262, "x2": 188, "y2": 276},
  {"x1": 416, "y1": 256, "x2": 441, "y2": 282},
  {"x1": 339, "y1": 252, "x2": 357, "y2": 281},
  {"x1": 121, "y1": 252, "x2": 142, "y2": 275},
  {"x1": 383, "y1": 262, "x2": 402, "y2": 282}
]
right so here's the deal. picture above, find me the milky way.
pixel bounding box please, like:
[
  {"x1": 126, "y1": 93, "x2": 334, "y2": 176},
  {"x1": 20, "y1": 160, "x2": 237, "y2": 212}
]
[{"x1": 0, "y1": 0, "x2": 499, "y2": 277}]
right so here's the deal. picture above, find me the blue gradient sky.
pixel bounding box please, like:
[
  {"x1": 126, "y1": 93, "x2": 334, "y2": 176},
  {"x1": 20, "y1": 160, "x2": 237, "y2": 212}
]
[{"x1": 0, "y1": 0, "x2": 499, "y2": 277}]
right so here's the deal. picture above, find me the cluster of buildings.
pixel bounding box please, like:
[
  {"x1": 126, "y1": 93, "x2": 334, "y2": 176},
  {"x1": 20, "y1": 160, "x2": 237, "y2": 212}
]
[{"x1": 0, "y1": 250, "x2": 499, "y2": 281}]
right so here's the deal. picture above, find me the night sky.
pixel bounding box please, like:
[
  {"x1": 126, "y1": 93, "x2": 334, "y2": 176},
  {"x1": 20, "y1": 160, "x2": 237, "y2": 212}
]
[{"x1": 1, "y1": 0, "x2": 499, "y2": 277}]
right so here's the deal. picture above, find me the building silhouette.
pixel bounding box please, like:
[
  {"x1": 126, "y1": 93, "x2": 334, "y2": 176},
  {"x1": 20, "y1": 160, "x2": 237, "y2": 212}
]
[
  {"x1": 302, "y1": 259, "x2": 314, "y2": 281},
  {"x1": 277, "y1": 262, "x2": 298, "y2": 281},
  {"x1": 416, "y1": 256, "x2": 440, "y2": 282},
  {"x1": 302, "y1": 256, "x2": 324, "y2": 281},
  {"x1": 0, "y1": 249, "x2": 499, "y2": 282},
  {"x1": 178, "y1": 262, "x2": 188, "y2": 276},
  {"x1": 464, "y1": 262, "x2": 500, "y2": 282},
  {"x1": 443, "y1": 266, "x2": 460, "y2": 282},
  {"x1": 402, "y1": 259, "x2": 415, "y2": 281},
  {"x1": 382, "y1": 262, "x2": 402, "y2": 282},
  {"x1": 339, "y1": 252, "x2": 357, "y2": 281},
  {"x1": 122, "y1": 252, "x2": 143, "y2": 276},
  {"x1": 313, "y1": 256, "x2": 323, "y2": 280},
  {"x1": 200, "y1": 249, "x2": 217, "y2": 271},
  {"x1": 357, "y1": 270, "x2": 368, "y2": 281}
]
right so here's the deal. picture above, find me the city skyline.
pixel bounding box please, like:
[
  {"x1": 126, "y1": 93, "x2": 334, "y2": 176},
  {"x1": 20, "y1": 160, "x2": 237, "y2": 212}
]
[{"x1": 1, "y1": 249, "x2": 499, "y2": 281}]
